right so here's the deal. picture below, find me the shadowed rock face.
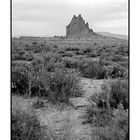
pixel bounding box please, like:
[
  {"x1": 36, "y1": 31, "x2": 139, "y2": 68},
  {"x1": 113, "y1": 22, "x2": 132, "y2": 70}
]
[{"x1": 66, "y1": 14, "x2": 94, "y2": 38}]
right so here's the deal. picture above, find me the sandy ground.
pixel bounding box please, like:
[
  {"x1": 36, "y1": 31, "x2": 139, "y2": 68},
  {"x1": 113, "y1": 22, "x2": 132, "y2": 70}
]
[{"x1": 12, "y1": 78, "x2": 105, "y2": 140}]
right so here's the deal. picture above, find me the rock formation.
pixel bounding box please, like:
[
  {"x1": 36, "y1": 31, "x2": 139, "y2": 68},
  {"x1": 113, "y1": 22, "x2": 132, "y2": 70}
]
[{"x1": 66, "y1": 14, "x2": 95, "y2": 38}]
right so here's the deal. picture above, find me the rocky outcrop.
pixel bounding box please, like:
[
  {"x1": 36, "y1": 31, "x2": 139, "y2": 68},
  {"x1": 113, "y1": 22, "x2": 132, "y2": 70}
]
[{"x1": 66, "y1": 14, "x2": 95, "y2": 38}]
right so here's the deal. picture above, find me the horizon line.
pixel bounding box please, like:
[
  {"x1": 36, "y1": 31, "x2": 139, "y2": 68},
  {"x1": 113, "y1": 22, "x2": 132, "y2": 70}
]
[{"x1": 12, "y1": 31, "x2": 128, "y2": 38}]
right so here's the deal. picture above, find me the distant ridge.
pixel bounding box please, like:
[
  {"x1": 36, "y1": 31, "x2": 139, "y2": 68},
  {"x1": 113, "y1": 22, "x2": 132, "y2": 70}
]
[{"x1": 97, "y1": 32, "x2": 128, "y2": 40}]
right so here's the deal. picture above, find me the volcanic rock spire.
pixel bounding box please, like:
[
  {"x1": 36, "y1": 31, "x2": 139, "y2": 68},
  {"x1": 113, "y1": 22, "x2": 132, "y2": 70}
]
[{"x1": 66, "y1": 14, "x2": 94, "y2": 38}]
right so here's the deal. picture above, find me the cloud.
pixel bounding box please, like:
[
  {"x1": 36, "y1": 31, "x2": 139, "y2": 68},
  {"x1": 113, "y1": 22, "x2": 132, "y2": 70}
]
[
  {"x1": 12, "y1": 0, "x2": 128, "y2": 22},
  {"x1": 12, "y1": 21, "x2": 64, "y2": 36}
]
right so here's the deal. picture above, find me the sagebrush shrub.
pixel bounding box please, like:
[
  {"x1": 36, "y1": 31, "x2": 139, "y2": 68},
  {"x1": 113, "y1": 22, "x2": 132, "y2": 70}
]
[
  {"x1": 12, "y1": 61, "x2": 33, "y2": 96},
  {"x1": 12, "y1": 71, "x2": 29, "y2": 95},
  {"x1": 20, "y1": 51, "x2": 34, "y2": 61},
  {"x1": 109, "y1": 80, "x2": 128, "y2": 109},
  {"x1": 31, "y1": 56, "x2": 82, "y2": 101},
  {"x1": 84, "y1": 80, "x2": 128, "y2": 125},
  {"x1": 84, "y1": 80, "x2": 128, "y2": 140},
  {"x1": 99, "y1": 54, "x2": 128, "y2": 79},
  {"x1": 12, "y1": 110, "x2": 43, "y2": 140},
  {"x1": 85, "y1": 106, "x2": 128, "y2": 140},
  {"x1": 79, "y1": 60, "x2": 104, "y2": 79},
  {"x1": 41, "y1": 68, "x2": 83, "y2": 103},
  {"x1": 90, "y1": 80, "x2": 128, "y2": 110},
  {"x1": 43, "y1": 53, "x2": 64, "y2": 72},
  {"x1": 62, "y1": 57, "x2": 80, "y2": 69},
  {"x1": 113, "y1": 104, "x2": 128, "y2": 131},
  {"x1": 11, "y1": 55, "x2": 65, "y2": 97},
  {"x1": 116, "y1": 46, "x2": 128, "y2": 56},
  {"x1": 65, "y1": 46, "x2": 80, "y2": 52},
  {"x1": 31, "y1": 80, "x2": 46, "y2": 97},
  {"x1": 12, "y1": 45, "x2": 25, "y2": 61},
  {"x1": 12, "y1": 61, "x2": 31, "y2": 95},
  {"x1": 82, "y1": 47, "x2": 93, "y2": 54},
  {"x1": 103, "y1": 63, "x2": 127, "y2": 79},
  {"x1": 84, "y1": 107, "x2": 111, "y2": 126}
]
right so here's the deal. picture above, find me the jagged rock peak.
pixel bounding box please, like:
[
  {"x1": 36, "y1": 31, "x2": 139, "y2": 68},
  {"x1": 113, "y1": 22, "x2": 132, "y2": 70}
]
[
  {"x1": 66, "y1": 14, "x2": 94, "y2": 38},
  {"x1": 78, "y1": 14, "x2": 82, "y2": 18},
  {"x1": 85, "y1": 22, "x2": 89, "y2": 29},
  {"x1": 71, "y1": 15, "x2": 77, "y2": 21}
]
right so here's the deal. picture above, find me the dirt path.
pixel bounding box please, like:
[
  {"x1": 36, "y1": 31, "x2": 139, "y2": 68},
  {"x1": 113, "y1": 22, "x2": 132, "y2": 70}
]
[{"x1": 12, "y1": 79, "x2": 104, "y2": 140}]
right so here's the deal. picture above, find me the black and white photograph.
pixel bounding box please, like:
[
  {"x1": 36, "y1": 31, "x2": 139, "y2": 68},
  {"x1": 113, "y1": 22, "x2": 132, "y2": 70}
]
[{"x1": 11, "y1": 0, "x2": 129, "y2": 139}]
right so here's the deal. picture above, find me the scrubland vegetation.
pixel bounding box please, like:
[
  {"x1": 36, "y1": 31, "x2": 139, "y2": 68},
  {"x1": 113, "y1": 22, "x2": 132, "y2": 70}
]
[
  {"x1": 12, "y1": 37, "x2": 129, "y2": 140},
  {"x1": 84, "y1": 80, "x2": 128, "y2": 140}
]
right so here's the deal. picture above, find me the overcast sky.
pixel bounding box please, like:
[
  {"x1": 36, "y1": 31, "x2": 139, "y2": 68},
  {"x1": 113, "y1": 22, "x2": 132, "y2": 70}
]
[{"x1": 12, "y1": 0, "x2": 128, "y2": 36}]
